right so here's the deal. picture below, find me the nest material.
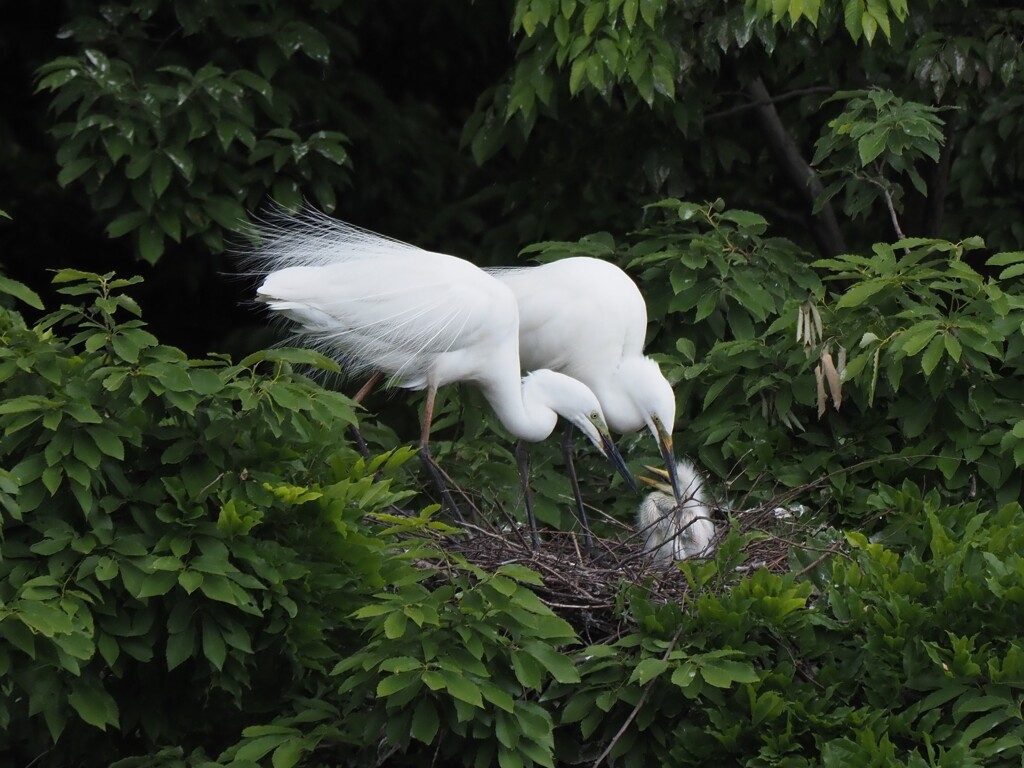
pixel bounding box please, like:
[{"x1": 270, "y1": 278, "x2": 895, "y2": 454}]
[{"x1": 438, "y1": 500, "x2": 835, "y2": 643}]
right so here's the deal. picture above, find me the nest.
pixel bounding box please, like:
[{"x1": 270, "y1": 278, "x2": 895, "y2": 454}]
[{"x1": 432, "y1": 498, "x2": 840, "y2": 644}]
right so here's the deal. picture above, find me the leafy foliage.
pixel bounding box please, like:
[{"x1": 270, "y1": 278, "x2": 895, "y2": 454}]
[
  {"x1": 0, "y1": 272, "x2": 416, "y2": 764},
  {"x1": 6, "y1": 1, "x2": 1024, "y2": 765},
  {"x1": 36, "y1": 6, "x2": 354, "y2": 263}
]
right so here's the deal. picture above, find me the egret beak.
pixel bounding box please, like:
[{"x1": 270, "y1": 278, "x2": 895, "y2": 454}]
[
  {"x1": 639, "y1": 465, "x2": 674, "y2": 494},
  {"x1": 598, "y1": 431, "x2": 638, "y2": 492},
  {"x1": 654, "y1": 423, "x2": 685, "y2": 505}
]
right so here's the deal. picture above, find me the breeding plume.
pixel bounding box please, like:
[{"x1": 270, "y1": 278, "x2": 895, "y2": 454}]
[
  {"x1": 637, "y1": 459, "x2": 716, "y2": 566},
  {"x1": 492, "y1": 257, "x2": 683, "y2": 545},
  {"x1": 248, "y1": 209, "x2": 635, "y2": 537}
]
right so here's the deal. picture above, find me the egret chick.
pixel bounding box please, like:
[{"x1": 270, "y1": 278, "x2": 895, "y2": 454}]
[
  {"x1": 248, "y1": 209, "x2": 636, "y2": 538},
  {"x1": 637, "y1": 459, "x2": 716, "y2": 567},
  {"x1": 491, "y1": 257, "x2": 683, "y2": 546}
]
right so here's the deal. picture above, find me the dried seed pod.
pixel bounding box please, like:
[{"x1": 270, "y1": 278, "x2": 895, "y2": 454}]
[
  {"x1": 815, "y1": 363, "x2": 826, "y2": 418},
  {"x1": 821, "y1": 348, "x2": 843, "y2": 410}
]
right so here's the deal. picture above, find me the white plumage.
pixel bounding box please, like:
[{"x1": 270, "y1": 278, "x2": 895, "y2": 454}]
[
  {"x1": 637, "y1": 459, "x2": 717, "y2": 566},
  {"x1": 492, "y1": 258, "x2": 683, "y2": 503},
  {"x1": 247, "y1": 209, "x2": 635, "y2": 533}
]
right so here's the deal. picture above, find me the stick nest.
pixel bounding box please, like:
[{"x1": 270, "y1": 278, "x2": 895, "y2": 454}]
[{"x1": 433, "y1": 498, "x2": 840, "y2": 644}]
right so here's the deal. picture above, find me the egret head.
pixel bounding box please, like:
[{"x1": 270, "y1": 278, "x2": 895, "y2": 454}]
[
  {"x1": 526, "y1": 370, "x2": 637, "y2": 492},
  {"x1": 620, "y1": 357, "x2": 683, "y2": 505}
]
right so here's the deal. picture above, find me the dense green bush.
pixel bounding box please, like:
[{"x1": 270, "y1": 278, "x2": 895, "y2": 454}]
[
  {"x1": 0, "y1": 272, "x2": 418, "y2": 765},
  {"x1": 4, "y1": 211, "x2": 1024, "y2": 766}
]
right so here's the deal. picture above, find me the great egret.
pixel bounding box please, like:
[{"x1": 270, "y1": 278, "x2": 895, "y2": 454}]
[
  {"x1": 636, "y1": 459, "x2": 717, "y2": 566},
  {"x1": 490, "y1": 257, "x2": 683, "y2": 545},
  {"x1": 247, "y1": 209, "x2": 636, "y2": 539}
]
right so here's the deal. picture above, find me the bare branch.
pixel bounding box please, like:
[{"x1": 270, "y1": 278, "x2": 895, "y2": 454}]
[
  {"x1": 706, "y1": 85, "x2": 835, "y2": 121},
  {"x1": 743, "y1": 77, "x2": 847, "y2": 257},
  {"x1": 924, "y1": 113, "x2": 957, "y2": 237}
]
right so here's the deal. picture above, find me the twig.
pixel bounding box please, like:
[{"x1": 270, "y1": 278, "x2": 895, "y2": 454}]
[
  {"x1": 591, "y1": 627, "x2": 684, "y2": 768},
  {"x1": 706, "y1": 85, "x2": 835, "y2": 121},
  {"x1": 793, "y1": 540, "x2": 846, "y2": 578}
]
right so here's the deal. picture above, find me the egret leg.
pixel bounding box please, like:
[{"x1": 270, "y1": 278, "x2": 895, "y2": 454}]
[
  {"x1": 515, "y1": 440, "x2": 541, "y2": 549},
  {"x1": 419, "y1": 386, "x2": 464, "y2": 523},
  {"x1": 346, "y1": 372, "x2": 384, "y2": 459},
  {"x1": 561, "y1": 423, "x2": 595, "y2": 554},
  {"x1": 353, "y1": 371, "x2": 383, "y2": 404}
]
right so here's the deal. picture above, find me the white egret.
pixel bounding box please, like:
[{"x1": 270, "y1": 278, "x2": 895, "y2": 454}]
[
  {"x1": 247, "y1": 209, "x2": 636, "y2": 539},
  {"x1": 637, "y1": 459, "x2": 717, "y2": 566},
  {"x1": 490, "y1": 257, "x2": 683, "y2": 546}
]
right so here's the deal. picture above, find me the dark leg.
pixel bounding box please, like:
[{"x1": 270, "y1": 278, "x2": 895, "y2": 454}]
[
  {"x1": 419, "y1": 386, "x2": 464, "y2": 523},
  {"x1": 561, "y1": 423, "x2": 594, "y2": 553},
  {"x1": 347, "y1": 371, "x2": 383, "y2": 459},
  {"x1": 515, "y1": 440, "x2": 541, "y2": 549}
]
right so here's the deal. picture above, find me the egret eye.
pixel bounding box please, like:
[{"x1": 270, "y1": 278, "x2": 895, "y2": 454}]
[{"x1": 590, "y1": 411, "x2": 600, "y2": 421}]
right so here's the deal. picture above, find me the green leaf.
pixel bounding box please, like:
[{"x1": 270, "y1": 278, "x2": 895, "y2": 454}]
[
  {"x1": 384, "y1": 610, "x2": 408, "y2": 639},
  {"x1": 88, "y1": 427, "x2": 124, "y2": 460},
  {"x1": 204, "y1": 196, "x2": 247, "y2": 231},
  {"x1": 512, "y1": 649, "x2": 544, "y2": 690},
  {"x1": 441, "y1": 669, "x2": 483, "y2": 707},
  {"x1": 583, "y1": 2, "x2": 604, "y2": 34},
  {"x1": 630, "y1": 657, "x2": 671, "y2": 685},
  {"x1": 857, "y1": 131, "x2": 887, "y2": 165},
  {"x1": 377, "y1": 671, "x2": 419, "y2": 697},
  {"x1": 836, "y1": 279, "x2": 888, "y2": 308},
  {"x1": 920, "y1": 333, "x2": 945, "y2": 375},
  {"x1": 166, "y1": 626, "x2": 196, "y2": 671},
  {"x1": 998, "y1": 263, "x2": 1024, "y2": 280},
  {"x1": 844, "y1": 0, "x2": 864, "y2": 39},
  {"x1": 410, "y1": 698, "x2": 440, "y2": 744},
  {"x1": 0, "y1": 275, "x2": 44, "y2": 309},
  {"x1": 623, "y1": 0, "x2": 638, "y2": 29},
  {"x1": 202, "y1": 619, "x2": 227, "y2": 670},
  {"x1": 522, "y1": 641, "x2": 580, "y2": 683},
  {"x1": 68, "y1": 683, "x2": 119, "y2": 730},
  {"x1": 700, "y1": 658, "x2": 759, "y2": 688},
  {"x1": 106, "y1": 211, "x2": 148, "y2": 238},
  {"x1": 670, "y1": 662, "x2": 700, "y2": 693},
  {"x1": 272, "y1": 740, "x2": 304, "y2": 768},
  {"x1": 57, "y1": 158, "x2": 96, "y2": 187},
  {"x1": 986, "y1": 251, "x2": 1024, "y2": 267}
]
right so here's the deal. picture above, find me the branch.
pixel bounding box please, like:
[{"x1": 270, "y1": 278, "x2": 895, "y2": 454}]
[
  {"x1": 591, "y1": 628, "x2": 684, "y2": 768},
  {"x1": 924, "y1": 112, "x2": 957, "y2": 237},
  {"x1": 858, "y1": 169, "x2": 907, "y2": 246},
  {"x1": 881, "y1": 184, "x2": 907, "y2": 242},
  {"x1": 706, "y1": 85, "x2": 835, "y2": 121},
  {"x1": 743, "y1": 77, "x2": 847, "y2": 257}
]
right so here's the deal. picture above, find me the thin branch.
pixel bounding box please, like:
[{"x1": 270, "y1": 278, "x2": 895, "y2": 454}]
[
  {"x1": 592, "y1": 627, "x2": 684, "y2": 768},
  {"x1": 881, "y1": 184, "x2": 907, "y2": 242},
  {"x1": 706, "y1": 85, "x2": 835, "y2": 121},
  {"x1": 924, "y1": 112, "x2": 957, "y2": 237}
]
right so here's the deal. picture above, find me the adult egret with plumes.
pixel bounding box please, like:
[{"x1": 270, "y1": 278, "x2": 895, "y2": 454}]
[
  {"x1": 491, "y1": 257, "x2": 683, "y2": 546},
  {"x1": 247, "y1": 209, "x2": 636, "y2": 541},
  {"x1": 636, "y1": 459, "x2": 717, "y2": 566}
]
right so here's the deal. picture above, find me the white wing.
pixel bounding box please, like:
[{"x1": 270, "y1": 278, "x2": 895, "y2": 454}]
[{"x1": 253, "y1": 213, "x2": 517, "y2": 388}]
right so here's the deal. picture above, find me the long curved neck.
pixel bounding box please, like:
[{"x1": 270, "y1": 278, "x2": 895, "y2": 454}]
[{"x1": 480, "y1": 364, "x2": 560, "y2": 443}]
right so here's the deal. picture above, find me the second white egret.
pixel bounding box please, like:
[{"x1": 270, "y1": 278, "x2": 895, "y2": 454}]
[{"x1": 491, "y1": 257, "x2": 684, "y2": 545}]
